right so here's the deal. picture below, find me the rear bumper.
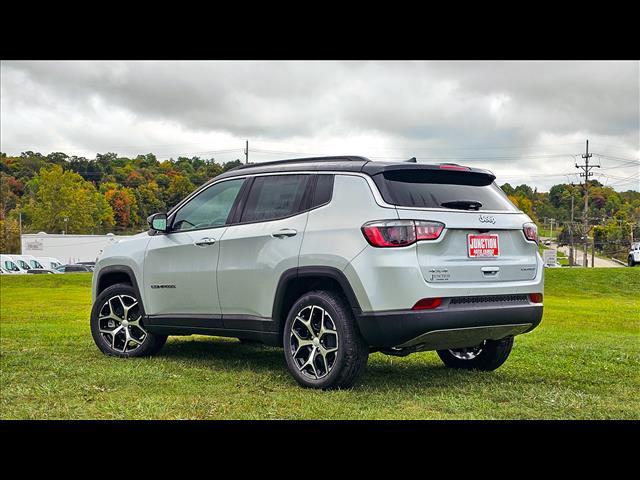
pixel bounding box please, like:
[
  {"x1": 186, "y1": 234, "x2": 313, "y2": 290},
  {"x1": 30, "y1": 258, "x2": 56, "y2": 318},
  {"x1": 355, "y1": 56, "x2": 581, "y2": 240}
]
[{"x1": 356, "y1": 299, "x2": 543, "y2": 350}]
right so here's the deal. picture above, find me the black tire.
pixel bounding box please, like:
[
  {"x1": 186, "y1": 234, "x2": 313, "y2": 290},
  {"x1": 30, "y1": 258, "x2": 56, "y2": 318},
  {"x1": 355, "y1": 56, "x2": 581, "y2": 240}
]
[
  {"x1": 629, "y1": 256, "x2": 635, "y2": 267},
  {"x1": 90, "y1": 283, "x2": 167, "y2": 358},
  {"x1": 283, "y1": 290, "x2": 368, "y2": 390},
  {"x1": 437, "y1": 336, "x2": 514, "y2": 371}
]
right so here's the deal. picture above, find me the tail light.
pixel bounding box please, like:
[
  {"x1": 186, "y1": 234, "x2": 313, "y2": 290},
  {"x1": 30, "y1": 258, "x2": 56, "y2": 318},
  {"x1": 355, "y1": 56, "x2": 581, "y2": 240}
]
[
  {"x1": 529, "y1": 293, "x2": 543, "y2": 303},
  {"x1": 362, "y1": 220, "x2": 444, "y2": 247},
  {"x1": 412, "y1": 298, "x2": 442, "y2": 310},
  {"x1": 523, "y1": 222, "x2": 538, "y2": 243}
]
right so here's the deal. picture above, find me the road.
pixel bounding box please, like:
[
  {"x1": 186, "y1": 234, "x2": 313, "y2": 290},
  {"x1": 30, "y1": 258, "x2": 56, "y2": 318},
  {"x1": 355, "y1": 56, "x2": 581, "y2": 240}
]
[{"x1": 554, "y1": 243, "x2": 623, "y2": 268}]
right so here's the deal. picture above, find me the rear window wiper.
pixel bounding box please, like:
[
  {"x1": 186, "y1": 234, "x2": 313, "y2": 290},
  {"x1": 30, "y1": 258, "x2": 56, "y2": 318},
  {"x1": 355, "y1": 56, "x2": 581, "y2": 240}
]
[{"x1": 440, "y1": 200, "x2": 483, "y2": 211}]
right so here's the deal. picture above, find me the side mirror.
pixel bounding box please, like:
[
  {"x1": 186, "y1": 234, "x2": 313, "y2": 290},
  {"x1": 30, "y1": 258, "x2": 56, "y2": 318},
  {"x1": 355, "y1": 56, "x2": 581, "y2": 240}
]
[{"x1": 148, "y1": 213, "x2": 168, "y2": 233}]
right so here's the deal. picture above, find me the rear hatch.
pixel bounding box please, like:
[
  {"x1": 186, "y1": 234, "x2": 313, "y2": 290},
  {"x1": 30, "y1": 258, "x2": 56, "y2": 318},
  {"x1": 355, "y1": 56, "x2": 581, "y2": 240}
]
[{"x1": 369, "y1": 165, "x2": 539, "y2": 284}]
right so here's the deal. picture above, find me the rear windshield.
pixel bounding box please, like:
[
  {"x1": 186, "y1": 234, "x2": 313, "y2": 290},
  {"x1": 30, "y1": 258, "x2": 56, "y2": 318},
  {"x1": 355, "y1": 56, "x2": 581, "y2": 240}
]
[{"x1": 373, "y1": 170, "x2": 517, "y2": 211}]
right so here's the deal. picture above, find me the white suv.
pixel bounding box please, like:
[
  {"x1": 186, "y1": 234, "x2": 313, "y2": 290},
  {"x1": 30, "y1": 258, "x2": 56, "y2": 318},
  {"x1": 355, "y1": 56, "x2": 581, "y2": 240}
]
[{"x1": 91, "y1": 156, "x2": 544, "y2": 389}]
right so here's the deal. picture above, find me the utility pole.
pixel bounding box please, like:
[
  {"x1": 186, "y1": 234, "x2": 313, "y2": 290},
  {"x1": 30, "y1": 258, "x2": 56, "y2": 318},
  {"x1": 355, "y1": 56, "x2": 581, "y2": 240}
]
[
  {"x1": 244, "y1": 140, "x2": 249, "y2": 164},
  {"x1": 18, "y1": 211, "x2": 23, "y2": 254},
  {"x1": 569, "y1": 191, "x2": 574, "y2": 267},
  {"x1": 575, "y1": 140, "x2": 600, "y2": 267}
]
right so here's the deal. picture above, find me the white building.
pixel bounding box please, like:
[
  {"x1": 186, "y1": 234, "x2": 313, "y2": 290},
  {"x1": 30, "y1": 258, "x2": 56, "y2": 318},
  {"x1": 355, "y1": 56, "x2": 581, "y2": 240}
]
[{"x1": 20, "y1": 233, "x2": 134, "y2": 264}]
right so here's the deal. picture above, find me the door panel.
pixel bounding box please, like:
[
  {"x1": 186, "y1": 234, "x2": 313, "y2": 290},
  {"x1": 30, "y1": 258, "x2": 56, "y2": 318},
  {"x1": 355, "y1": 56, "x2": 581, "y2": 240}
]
[
  {"x1": 143, "y1": 178, "x2": 245, "y2": 316},
  {"x1": 143, "y1": 227, "x2": 225, "y2": 315},
  {"x1": 217, "y1": 214, "x2": 308, "y2": 319},
  {"x1": 217, "y1": 174, "x2": 312, "y2": 321}
]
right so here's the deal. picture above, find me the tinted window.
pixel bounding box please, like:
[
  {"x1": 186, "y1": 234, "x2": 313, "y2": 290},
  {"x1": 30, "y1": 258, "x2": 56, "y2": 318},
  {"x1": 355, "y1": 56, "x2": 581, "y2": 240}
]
[
  {"x1": 172, "y1": 178, "x2": 244, "y2": 231},
  {"x1": 312, "y1": 175, "x2": 334, "y2": 208},
  {"x1": 240, "y1": 175, "x2": 311, "y2": 223},
  {"x1": 374, "y1": 170, "x2": 517, "y2": 211},
  {"x1": 30, "y1": 260, "x2": 44, "y2": 268}
]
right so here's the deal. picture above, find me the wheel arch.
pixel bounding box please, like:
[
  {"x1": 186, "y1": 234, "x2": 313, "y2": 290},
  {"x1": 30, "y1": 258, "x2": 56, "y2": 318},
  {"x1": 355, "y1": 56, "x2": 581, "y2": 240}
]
[
  {"x1": 272, "y1": 266, "x2": 362, "y2": 344},
  {"x1": 96, "y1": 265, "x2": 144, "y2": 307}
]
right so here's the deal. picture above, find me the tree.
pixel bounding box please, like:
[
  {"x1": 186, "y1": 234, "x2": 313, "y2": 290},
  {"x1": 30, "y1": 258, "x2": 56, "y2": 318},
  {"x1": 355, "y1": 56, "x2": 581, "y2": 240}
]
[
  {"x1": 223, "y1": 159, "x2": 242, "y2": 172},
  {"x1": 166, "y1": 175, "x2": 195, "y2": 209},
  {"x1": 22, "y1": 165, "x2": 114, "y2": 234},
  {"x1": 0, "y1": 215, "x2": 20, "y2": 253},
  {"x1": 508, "y1": 194, "x2": 537, "y2": 222},
  {"x1": 104, "y1": 186, "x2": 139, "y2": 230},
  {"x1": 1, "y1": 173, "x2": 23, "y2": 216},
  {"x1": 135, "y1": 182, "x2": 166, "y2": 224}
]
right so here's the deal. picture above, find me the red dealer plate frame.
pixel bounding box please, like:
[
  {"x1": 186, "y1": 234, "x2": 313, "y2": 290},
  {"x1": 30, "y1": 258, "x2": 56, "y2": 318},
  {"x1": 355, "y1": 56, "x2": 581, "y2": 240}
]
[{"x1": 467, "y1": 234, "x2": 500, "y2": 258}]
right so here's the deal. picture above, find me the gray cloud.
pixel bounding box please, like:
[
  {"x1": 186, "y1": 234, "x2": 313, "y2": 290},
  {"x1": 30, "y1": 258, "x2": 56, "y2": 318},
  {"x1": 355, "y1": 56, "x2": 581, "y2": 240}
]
[{"x1": 1, "y1": 60, "x2": 638, "y2": 190}]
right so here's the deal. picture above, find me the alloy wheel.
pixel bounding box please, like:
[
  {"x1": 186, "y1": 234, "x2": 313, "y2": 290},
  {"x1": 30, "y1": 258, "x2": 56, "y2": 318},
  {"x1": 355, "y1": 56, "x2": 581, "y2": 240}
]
[
  {"x1": 289, "y1": 305, "x2": 339, "y2": 379},
  {"x1": 98, "y1": 294, "x2": 147, "y2": 353}
]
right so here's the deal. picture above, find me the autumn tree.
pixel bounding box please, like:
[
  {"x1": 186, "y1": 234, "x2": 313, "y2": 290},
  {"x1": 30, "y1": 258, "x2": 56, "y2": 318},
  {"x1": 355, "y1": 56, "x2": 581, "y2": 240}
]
[
  {"x1": 0, "y1": 215, "x2": 21, "y2": 253},
  {"x1": 104, "y1": 186, "x2": 140, "y2": 230},
  {"x1": 22, "y1": 165, "x2": 115, "y2": 234},
  {"x1": 166, "y1": 174, "x2": 195, "y2": 209}
]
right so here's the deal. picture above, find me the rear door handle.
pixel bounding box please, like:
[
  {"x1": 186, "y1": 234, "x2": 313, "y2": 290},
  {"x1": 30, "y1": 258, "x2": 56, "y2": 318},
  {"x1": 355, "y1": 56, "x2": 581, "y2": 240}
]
[
  {"x1": 194, "y1": 237, "x2": 216, "y2": 247},
  {"x1": 271, "y1": 228, "x2": 297, "y2": 238}
]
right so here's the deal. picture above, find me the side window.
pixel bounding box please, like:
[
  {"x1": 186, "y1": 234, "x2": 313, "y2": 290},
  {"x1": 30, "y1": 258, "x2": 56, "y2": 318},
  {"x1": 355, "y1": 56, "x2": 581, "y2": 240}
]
[
  {"x1": 312, "y1": 174, "x2": 334, "y2": 208},
  {"x1": 240, "y1": 175, "x2": 311, "y2": 223},
  {"x1": 18, "y1": 260, "x2": 30, "y2": 270},
  {"x1": 172, "y1": 178, "x2": 244, "y2": 232}
]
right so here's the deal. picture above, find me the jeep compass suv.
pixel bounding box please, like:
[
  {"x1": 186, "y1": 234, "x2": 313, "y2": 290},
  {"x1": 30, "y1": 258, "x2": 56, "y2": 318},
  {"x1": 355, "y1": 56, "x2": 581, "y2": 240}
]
[{"x1": 91, "y1": 156, "x2": 543, "y2": 389}]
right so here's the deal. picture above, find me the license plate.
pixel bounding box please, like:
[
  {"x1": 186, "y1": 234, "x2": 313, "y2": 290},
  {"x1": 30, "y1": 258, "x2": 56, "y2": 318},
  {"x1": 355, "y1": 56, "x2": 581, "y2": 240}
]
[{"x1": 468, "y1": 234, "x2": 500, "y2": 257}]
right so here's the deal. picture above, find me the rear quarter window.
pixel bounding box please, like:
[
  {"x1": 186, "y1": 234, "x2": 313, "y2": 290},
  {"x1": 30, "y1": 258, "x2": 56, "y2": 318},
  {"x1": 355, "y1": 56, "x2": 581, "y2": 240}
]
[
  {"x1": 373, "y1": 169, "x2": 517, "y2": 211},
  {"x1": 312, "y1": 174, "x2": 334, "y2": 208}
]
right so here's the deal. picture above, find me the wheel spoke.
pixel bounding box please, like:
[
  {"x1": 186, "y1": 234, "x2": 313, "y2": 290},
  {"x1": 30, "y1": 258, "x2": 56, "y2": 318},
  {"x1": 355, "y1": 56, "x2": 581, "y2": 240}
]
[
  {"x1": 295, "y1": 316, "x2": 314, "y2": 338},
  {"x1": 122, "y1": 300, "x2": 139, "y2": 321},
  {"x1": 299, "y1": 346, "x2": 318, "y2": 376}
]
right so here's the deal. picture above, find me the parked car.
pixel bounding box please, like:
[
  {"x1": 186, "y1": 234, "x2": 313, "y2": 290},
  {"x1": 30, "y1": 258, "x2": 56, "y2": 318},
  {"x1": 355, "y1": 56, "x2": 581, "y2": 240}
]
[
  {"x1": 6, "y1": 255, "x2": 32, "y2": 273},
  {"x1": 90, "y1": 156, "x2": 544, "y2": 389},
  {"x1": 36, "y1": 257, "x2": 64, "y2": 270},
  {"x1": 55, "y1": 264, "x2": 94, "y2": 273},
  {"x1": 629, "y1": 242, "x2": 640, "y2": 267},
  {"x1": 0, "y1": 255, "x2": 28, "y2": 274},
  {"x1": 20, "y1": 255, "x2": 46, "y2": 270}
]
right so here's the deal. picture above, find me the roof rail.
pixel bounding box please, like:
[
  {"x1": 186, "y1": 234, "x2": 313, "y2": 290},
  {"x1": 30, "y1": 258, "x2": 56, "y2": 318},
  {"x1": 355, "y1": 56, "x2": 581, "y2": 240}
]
[{"x1": 230, "y1": 155, "x2": 369, "y2": 171}]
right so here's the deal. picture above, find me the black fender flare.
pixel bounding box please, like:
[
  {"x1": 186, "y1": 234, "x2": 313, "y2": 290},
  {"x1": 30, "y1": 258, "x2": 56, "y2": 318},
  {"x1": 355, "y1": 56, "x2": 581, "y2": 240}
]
[
  {"x1": 271, "y1": 266, "x2": 362, "y2": 335},
  {"x1": 96, "y1": 265, "x2": 144, "y2": 307}
]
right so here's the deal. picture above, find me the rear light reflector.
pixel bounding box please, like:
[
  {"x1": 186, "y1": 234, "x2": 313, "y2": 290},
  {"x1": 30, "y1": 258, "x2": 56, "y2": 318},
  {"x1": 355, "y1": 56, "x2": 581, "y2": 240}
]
[
  {"x1": 412, "y1": 298, "x2": 442, "y2": 310},
  {"x1": 362, "y1": 220, "x2": 444, "y2": 247},
  {"x1": 415, "y1": 221, "x2": 444, "y2": 240},
  {"x1": 523, "y1": 222, "x2": 538, "y2": 243},
  {"x1": 529, "y1": 293, "x2": 543, "y2": 303}
]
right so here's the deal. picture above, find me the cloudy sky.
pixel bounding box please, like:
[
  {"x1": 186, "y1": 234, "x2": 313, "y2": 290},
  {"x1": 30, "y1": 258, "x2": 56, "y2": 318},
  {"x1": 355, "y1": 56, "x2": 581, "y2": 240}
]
[{"x1": 1, "y1": 60, "x2": 638, "y2": 191}]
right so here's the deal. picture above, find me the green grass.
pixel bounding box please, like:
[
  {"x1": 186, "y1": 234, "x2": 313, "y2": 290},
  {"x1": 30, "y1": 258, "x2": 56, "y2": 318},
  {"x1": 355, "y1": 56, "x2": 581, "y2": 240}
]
[{"x1": 1, "y1": 270, "x2": 639, "y2": 419}]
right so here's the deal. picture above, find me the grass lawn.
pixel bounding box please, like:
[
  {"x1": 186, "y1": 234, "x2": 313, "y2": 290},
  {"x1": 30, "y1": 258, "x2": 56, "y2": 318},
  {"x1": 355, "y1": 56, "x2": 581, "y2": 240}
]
[{"x1": 1, "y1": 269, "x2": 638, "y2": 419}]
